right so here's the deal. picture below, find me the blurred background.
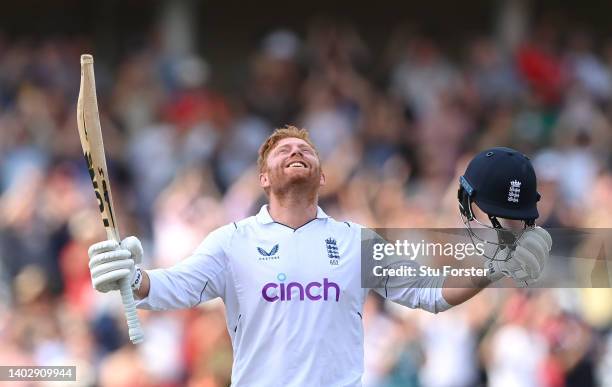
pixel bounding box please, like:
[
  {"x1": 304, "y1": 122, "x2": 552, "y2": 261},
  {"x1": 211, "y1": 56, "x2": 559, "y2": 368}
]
[{"x1": 1, "y1": 0, "x2": 612, "y2": 386}]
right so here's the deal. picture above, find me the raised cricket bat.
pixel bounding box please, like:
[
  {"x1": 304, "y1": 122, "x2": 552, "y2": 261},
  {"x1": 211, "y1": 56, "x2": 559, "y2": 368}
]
[{"x1": 77, "y1": 54, "x2": 144, "y2": 344}]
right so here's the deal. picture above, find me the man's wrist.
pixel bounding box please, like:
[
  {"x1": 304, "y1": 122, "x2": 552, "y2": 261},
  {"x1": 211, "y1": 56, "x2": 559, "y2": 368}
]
[
  {"x1": 484, "y1": 259, "x2": 504, "y2": 283},
  {"x1": 131, "y1": 267, "x2": 143, "y2": 291}
]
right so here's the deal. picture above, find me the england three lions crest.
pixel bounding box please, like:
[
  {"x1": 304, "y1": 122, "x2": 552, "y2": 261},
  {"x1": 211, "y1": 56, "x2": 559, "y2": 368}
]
[
  {"x1": 508, "y1": 180, "x2": 521, "y2": 203},
  {"x1": 326, "y1": 238, "x2": 340, "y2": 265}
]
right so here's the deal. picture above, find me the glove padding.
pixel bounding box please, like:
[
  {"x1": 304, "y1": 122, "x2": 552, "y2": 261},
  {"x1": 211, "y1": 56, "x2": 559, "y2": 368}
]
[
  {"x1": 485, "y1": 226, "x2": 552, "y2": 286},
  {"x1": 88, "y1": 236, "x2": 143, "y2": 293}
]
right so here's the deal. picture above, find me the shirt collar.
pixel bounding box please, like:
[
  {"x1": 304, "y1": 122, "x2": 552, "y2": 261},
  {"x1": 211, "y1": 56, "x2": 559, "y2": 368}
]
[{"x1": 255, "y1": 204, "x2": 330, "y2": 225}]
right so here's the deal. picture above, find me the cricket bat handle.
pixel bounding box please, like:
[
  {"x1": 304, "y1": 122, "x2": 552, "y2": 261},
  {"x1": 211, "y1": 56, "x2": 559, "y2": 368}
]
[
  {"x1": 106, "y1": 228, "x2": 144, "y2": 344},
  {"x1": 120, "y1": 276, "x2": 144, "y2": 344}
]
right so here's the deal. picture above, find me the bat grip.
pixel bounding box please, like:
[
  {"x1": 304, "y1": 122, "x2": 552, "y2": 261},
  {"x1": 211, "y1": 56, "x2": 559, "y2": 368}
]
[{"x1": 119, "y1": 276, "x2": 144, "y2": 344}]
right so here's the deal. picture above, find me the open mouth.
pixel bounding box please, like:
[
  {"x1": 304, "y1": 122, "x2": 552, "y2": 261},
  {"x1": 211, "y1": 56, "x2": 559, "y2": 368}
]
[{"x1": 285, "y1": 161, "x2": 308, "y2": 169}]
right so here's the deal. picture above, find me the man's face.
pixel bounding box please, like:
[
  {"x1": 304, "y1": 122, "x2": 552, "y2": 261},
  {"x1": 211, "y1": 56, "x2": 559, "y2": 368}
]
[{"x1": 259, "y1": 137, "x2": 325, "y2": 194}]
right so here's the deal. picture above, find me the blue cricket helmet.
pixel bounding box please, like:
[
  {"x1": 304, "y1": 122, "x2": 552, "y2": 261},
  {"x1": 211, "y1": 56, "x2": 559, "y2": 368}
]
[{"x1": 458, "y1": 147, "x2": 540, "y2": 224}]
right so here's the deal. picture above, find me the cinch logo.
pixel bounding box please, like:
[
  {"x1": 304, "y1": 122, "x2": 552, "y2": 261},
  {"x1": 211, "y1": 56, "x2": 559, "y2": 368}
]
[{"x1": 261, "y1": 273, "x2": 340, "y2": 302}]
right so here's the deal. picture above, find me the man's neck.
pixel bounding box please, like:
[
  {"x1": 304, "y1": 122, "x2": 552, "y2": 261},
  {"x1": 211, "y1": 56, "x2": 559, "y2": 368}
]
[{"x1": 268, "y1": 194, "x2": 319, "y2": 229}]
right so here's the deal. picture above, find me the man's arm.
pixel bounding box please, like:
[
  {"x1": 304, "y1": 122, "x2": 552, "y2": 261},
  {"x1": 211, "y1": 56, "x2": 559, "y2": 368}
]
[
  {"x1": 134, "y1": 224, "x2": 233, "y2": 310},
  {"x1": 372, "y1": 269, "x2": 452, "y2": 314},
  {"x1": 441, "y1": 274, "x2": 491, "y2": 306},
  {"x1": 89, "y1": 224, "x2": 233, "y2": 311},
  {"x1": 376, "y1": 226, "x2": 551, "y2": 311},
  {"x1": 374, "y1": 263, "x2": 492, "y2": 311}
]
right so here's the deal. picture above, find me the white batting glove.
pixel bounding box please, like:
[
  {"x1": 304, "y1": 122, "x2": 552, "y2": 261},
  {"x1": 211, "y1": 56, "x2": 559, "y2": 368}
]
[
  {"x1": 484, "y1": 226, "x2": 552, "y2": 285},
  {"x1": 88, "y1": 236, "x2": 143, "y2": 293}
]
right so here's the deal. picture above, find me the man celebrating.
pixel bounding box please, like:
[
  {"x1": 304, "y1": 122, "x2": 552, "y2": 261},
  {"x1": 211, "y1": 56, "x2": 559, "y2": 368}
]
[{"x1": 88, "y1": 126, "x2": 551, "y2": 386}]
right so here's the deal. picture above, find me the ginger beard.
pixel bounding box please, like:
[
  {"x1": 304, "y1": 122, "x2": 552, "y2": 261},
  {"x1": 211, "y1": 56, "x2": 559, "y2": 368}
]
[{"x1": 260, "y1": 138, "x2": 324, "y2": 201}]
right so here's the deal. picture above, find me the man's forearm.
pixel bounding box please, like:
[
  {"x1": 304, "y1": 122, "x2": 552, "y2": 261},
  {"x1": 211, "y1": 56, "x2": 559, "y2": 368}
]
[
  {"x1": 134, "y1": 270, "x2": 151, "y2": 299},
  {"x1": 441, "y1": 273, "x2": 491, "y2": 306}
]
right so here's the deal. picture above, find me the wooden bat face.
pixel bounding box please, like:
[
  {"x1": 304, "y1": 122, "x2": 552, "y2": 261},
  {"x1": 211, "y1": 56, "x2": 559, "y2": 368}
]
[
  {"x1": 84, "y1": 152, "x2": 117, "y2": 230},
  {"x1": 77, "y1": 54, "x2": 120, "y2": 241}
]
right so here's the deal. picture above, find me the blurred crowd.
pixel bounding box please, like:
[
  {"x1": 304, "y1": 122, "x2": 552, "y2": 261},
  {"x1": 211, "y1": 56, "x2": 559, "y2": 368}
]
[{"x1": 1, "y1": 16, "x2": 612, "y2": 387}]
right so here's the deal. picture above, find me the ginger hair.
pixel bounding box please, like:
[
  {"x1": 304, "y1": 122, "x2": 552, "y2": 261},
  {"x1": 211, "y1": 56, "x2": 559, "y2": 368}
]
[{"x1": 257, "y1": 125, "x2": 319, "y2": 172}]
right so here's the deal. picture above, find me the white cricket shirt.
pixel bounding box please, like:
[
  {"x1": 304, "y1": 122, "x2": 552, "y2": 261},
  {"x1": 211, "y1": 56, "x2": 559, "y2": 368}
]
[{"x1": 136, "y1": 205, "x2": 451, "y2": 386}]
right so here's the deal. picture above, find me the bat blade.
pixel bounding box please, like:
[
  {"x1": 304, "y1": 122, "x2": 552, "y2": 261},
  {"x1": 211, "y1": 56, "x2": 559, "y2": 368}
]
[
  {"x1": 77, "y1": 54, "x2": 143, "y2": 344},
  {"x1": 77, "y1": 54, "x2": 120, "y2": 242}
]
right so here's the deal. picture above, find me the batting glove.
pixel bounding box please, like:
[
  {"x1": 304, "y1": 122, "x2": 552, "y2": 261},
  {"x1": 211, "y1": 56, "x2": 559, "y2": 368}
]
[
  {"x1": 484, "y1": 226, "x2": 552, "y2": 285},
  {"x1": 88, "y1": 236, "x2": 143, "y2": 293}
]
